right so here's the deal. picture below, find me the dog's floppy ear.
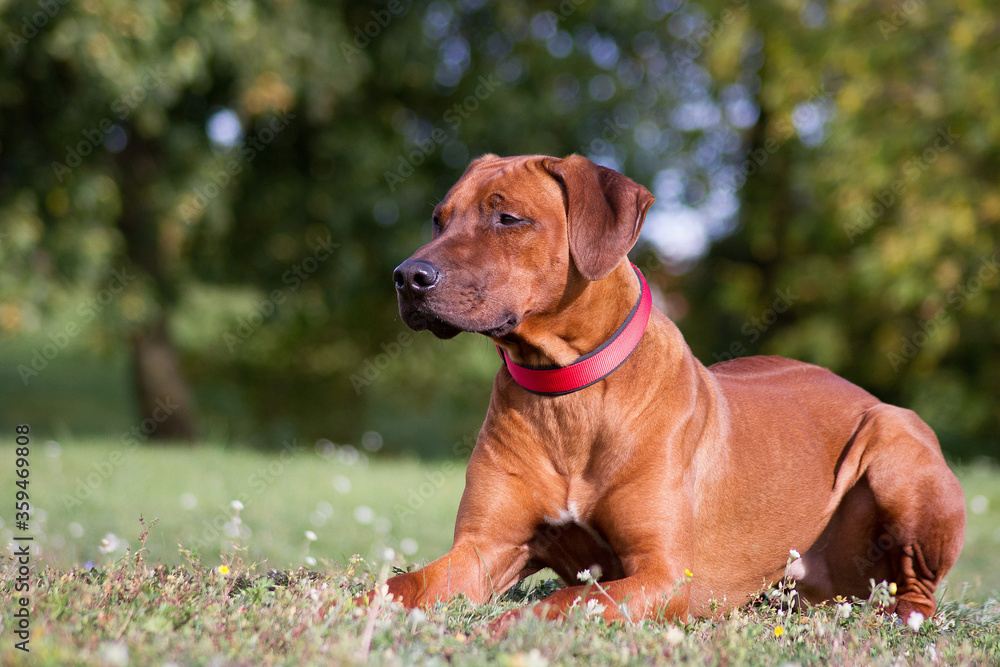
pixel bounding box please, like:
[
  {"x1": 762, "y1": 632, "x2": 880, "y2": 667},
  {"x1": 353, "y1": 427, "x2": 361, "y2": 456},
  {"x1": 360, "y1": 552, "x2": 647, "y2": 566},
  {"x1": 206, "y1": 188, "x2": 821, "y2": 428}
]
[{"x1": 544, "y1": 155, "x2": 655, "y2": 281}]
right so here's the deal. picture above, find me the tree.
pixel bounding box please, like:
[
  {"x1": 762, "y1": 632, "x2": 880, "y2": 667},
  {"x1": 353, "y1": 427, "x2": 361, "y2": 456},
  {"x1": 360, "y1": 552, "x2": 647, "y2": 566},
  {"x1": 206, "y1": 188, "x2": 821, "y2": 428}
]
[
  {"x1": 2, "y1": 1, "x2": 713, "y2": 450},
  {"x1": 684, "y1": 0, "x2": 1000, "y2": 457},
  {"x1": 2, "y1": 0, "x2": 997, "y2": 457}
]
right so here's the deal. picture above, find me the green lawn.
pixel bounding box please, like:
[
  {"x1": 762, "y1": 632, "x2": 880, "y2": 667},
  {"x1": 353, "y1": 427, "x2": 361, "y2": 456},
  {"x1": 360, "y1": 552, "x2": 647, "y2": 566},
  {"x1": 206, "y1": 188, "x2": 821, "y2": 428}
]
[
  {"x1": 1, "y1": 439, "x2": 466, "y2": 570},
  {"x1": 2, "y1": 440, "x2": 999, "y2": 665},
  {"x1": 3, "y1": 439, "x2": 998, "y2": 594}
]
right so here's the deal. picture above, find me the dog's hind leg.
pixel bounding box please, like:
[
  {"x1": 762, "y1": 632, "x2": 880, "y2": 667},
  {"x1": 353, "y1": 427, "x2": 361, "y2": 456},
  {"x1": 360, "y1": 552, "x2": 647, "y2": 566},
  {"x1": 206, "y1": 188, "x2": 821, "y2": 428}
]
[
  {"x1": 790, "y1": 474, "x2": 890, "y2": 605},
  {"x1": 824, "y1": 404, "x2": 966, "y2": 621}
]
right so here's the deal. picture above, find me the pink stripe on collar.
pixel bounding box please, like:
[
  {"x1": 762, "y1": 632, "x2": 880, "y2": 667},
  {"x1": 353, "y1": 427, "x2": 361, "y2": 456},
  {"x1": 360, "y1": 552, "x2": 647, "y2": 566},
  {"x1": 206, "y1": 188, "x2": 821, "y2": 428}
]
[{"x1": 497, "y1": 264, "x2": 652, "y2": 395}]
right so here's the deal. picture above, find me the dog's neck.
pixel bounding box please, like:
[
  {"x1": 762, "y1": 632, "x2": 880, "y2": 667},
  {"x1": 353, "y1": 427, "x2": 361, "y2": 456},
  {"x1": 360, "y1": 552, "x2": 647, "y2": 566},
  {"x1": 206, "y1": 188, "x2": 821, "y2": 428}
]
[{"x1": 495, "y1": 262, "x2": 641, "y2": 368}]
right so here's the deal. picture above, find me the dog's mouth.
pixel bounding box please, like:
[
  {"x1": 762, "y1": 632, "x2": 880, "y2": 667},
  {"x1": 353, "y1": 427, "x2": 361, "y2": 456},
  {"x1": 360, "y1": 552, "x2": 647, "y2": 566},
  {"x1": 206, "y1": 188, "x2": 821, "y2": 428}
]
[
  {"x1": 474, "y1": 313, "x2": 520, "y2": 338},
  {"x1": 403, "y1": 310, "x2": 462, "y2": 339},
  {"x1": 401, "y1": 308, "x2": 520, "y2": 340}
]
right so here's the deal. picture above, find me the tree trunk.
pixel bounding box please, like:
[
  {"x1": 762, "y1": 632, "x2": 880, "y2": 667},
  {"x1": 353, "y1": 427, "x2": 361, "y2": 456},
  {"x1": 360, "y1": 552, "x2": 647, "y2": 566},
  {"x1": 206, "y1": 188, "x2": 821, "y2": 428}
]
[
  {"x1": 129, "y1": 315, "x2": 199, "y2": 442},
  {"x1": 116, "y1": 133, "x2": 200, "y2": 442}
]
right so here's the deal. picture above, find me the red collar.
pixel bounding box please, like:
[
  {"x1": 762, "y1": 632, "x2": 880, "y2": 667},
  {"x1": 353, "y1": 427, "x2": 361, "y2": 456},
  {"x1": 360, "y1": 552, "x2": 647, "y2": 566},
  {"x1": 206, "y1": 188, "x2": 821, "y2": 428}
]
[{"x1": 496, "y1": 264, "x2": 652, "y2": 395}]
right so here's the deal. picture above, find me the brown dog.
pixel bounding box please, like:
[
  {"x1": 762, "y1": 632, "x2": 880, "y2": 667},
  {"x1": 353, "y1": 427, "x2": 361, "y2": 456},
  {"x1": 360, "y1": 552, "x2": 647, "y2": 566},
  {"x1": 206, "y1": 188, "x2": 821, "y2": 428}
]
[{"x1": 386, "y1": 153, "x2": 966, "y2": 630}]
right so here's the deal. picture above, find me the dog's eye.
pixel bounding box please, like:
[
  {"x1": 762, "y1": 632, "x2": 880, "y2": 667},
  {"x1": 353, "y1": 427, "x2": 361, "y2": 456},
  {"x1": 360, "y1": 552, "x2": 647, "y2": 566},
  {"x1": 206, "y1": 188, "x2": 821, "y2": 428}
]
[
  {"x1": 499, "y1": 214, "x2": 521, "y2": 225},
  {"x1": 432, "y1": 215, "x2": 441, "y2": 232}
]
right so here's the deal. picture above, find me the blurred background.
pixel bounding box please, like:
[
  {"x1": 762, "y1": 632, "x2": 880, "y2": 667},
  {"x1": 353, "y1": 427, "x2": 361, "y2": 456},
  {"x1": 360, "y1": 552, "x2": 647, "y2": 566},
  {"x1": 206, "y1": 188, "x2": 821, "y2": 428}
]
[{"x1": 2, "y1": 0, "x2": 998, "y2": 462}]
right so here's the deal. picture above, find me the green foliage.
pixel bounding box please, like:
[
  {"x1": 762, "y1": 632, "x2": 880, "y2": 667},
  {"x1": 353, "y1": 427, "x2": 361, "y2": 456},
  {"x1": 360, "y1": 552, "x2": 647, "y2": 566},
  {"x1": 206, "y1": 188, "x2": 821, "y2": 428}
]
[
  {"x1": 683, "y1": 0, "x2": 1000, "y2": 458},
  {"x1": 1, "y1": 0, "x2": 997, "y2": 455}
]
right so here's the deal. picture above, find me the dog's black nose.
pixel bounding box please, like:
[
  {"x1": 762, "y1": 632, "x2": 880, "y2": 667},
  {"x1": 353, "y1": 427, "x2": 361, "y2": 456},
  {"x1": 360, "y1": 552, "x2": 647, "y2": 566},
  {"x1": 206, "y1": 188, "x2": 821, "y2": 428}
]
[{"x1": 394, "y1": 260, "x2": 441, "y2": 293}]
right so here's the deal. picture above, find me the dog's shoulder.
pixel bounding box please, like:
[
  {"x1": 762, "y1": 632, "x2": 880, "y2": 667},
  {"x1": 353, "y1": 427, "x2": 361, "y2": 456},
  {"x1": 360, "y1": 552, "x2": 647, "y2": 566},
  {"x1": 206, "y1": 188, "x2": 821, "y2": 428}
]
[
  {"x1": 707, "y1": 354, "x2": 877, "y2": 405},
  {"x1": 707, "y1": 354, "x2": 818, "y2": 377}
]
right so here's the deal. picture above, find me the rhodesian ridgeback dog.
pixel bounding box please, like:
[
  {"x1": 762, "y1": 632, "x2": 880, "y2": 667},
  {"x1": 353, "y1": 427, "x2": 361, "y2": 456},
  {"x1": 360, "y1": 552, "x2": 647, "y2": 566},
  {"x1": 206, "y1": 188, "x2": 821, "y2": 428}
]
[{"x1": 385, "y1": 153, "x2": 966, "y2": 631}]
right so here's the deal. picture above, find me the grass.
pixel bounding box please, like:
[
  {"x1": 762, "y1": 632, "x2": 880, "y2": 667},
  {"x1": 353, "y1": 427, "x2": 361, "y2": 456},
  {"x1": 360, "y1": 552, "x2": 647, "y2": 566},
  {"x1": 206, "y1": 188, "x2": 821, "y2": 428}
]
[{"x1": 1, "y1": 440, "x2": 999, "y2": 665}]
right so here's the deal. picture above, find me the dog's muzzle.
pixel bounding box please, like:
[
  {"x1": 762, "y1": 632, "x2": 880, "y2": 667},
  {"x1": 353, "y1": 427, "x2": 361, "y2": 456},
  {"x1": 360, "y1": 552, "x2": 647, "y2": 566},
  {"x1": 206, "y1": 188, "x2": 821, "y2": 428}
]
[{"x1": 394, "y1": 260, "x2": 461, "y2": 337}]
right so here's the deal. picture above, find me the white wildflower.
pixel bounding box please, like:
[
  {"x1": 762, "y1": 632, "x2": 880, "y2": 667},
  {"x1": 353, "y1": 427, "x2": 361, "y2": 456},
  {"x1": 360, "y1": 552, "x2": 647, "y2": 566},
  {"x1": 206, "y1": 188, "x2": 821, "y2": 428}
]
[
  {"x1": 98, "y1": 533, "x2": 121, "y2": 555},
  {"x1": 585, "y1": 598, "x2": 606, "y2": 616},
  {"x1": 665, "y1": 625, "x2": 685, "y2": 646},
  {"x1": 97, "y1": 642, "x2": 129, "y2": 667}
]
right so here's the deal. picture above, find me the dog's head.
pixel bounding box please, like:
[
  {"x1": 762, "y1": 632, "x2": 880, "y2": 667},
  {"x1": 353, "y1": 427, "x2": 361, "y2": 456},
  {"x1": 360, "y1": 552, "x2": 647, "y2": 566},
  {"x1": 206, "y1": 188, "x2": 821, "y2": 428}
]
[{"x1": 393, "y1": 154, "x2": 654, "y2": 339}]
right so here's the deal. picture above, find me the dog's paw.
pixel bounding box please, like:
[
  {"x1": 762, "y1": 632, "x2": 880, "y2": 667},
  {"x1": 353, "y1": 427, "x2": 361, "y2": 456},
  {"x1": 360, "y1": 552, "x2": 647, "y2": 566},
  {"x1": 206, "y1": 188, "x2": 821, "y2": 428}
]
[
  {"x1": 352, "y1": 589, "x2": 376, "y2": 606},
  {"x1": 342, "y1": 588, "x2": 384, "y2": 615},
  {"x1": 487, "y1": 609, "x2": 523, "y2": 640}
]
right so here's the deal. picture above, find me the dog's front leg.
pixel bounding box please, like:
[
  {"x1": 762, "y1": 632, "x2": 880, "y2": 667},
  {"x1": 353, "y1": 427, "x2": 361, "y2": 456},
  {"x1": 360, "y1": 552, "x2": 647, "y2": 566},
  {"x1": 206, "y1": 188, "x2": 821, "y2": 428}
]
[
  {"x1": 489, "y1": 489, "x2": 696, "y2": 636},
  {"x1": 488, "y1": 566, "x2": 691, "y2": 636},
  {"x1": 362, "y1": 438, "x2": 542, "y2": 609},
  {"x1": 380, "y1": 539, "x2": 530, "y2": 608}
]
